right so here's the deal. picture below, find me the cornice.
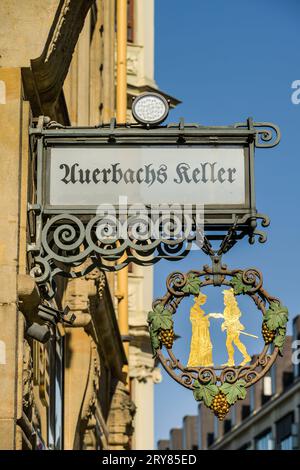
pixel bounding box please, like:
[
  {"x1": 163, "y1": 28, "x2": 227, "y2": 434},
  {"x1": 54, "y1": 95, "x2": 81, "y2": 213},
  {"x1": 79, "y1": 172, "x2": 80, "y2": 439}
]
[{"x1": 28, "y1": 0, "x2": 94, "y2": 118}]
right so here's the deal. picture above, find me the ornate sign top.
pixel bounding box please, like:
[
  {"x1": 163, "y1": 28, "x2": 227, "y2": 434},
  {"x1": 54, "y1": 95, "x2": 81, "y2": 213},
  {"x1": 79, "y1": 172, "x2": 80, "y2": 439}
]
[
  {"x1": 47, "y1": 145, "x2": 246, "y2": 208},
  {"x1": 28, "y1": 117, "x2": 280, "y2": 298}
]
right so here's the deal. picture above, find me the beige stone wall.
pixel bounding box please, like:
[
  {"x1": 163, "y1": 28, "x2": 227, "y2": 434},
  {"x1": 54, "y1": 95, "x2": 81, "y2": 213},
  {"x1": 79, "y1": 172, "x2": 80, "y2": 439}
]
[
  {"x1": 0, "y1": 68, "x2": 29, "y2": 449},
  {"x1": 0, "y1": 1, "x2": 60, "y2": 67},
  {"x1": 0, "y1": 2, "x2": 123, "y2": 450}
]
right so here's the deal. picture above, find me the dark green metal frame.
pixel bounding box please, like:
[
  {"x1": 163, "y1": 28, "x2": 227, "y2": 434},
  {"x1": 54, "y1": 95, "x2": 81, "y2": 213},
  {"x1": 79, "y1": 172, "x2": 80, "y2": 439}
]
[{"x1": 27, "y1": 116, "x2": 280, "y2": 298}]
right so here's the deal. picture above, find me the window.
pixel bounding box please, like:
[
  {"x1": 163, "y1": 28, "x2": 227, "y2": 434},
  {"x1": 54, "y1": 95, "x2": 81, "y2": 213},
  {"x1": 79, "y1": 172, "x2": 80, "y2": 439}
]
[
  {"x1": 255, "y1": 430, "x2": 273, "y2": 450},
  {"x1": 261, "y1": 375, "x2": 272, "y2": 405},
  {"x1": 213, "y1": 416, "x2": 219, "y2": 440},
  {"x1": 207, "y1": 433, "x2": 214, "y2": 448},
  {"x1": 270, "y1": 362, "x2": 277, "y2": 394},
  {"x1": 276, "y1": 413, "x2": 294, "y2": 450},
  {"x1": 127, "y1": 0, "x2": 134, "y2": 43},
  {"x1": 231, "y1": 405, "x2": 236, "y2": 426},
  {"x1": 224, "y1": 419, "x2": 232, "y2": 434},
  {"x1": 280, "y1": 435, "x2": 293, "y2": 450},
  {"x1": 241, "y1": 404, "x2": 251, "y2": 420},
  {"x1": 282, "y1": 371, "x2": 294, "y2": 390},
  {"x1": 115, "y1": 1, "x2": 134, "y2": 43}
]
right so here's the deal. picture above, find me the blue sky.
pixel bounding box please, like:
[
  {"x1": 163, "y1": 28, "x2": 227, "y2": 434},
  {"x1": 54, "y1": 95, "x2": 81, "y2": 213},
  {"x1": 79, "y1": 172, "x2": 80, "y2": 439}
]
[{"x1": 153, "y1": 0, "x2": 300, "y2": 444}]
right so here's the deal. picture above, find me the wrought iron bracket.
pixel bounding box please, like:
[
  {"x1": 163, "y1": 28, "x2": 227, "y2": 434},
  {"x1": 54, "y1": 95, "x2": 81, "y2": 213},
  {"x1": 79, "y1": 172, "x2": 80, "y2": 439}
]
[
  {"x1": 210, "y1": 255, "x2": 224, "y2": 287},
  {"x1": 24, "y1": 303, "x2": 76, "y2": 343},
  {"x1": 37, "y1": 303, "x2": 76, "y2": 327},
  {"x1": 27, "y1": 117, "x2": 279, "y2": 299}
]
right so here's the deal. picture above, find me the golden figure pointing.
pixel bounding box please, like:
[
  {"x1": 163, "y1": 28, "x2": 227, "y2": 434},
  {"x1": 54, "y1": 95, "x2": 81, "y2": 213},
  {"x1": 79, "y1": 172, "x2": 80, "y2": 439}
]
[
  {"x1": 186, "y1": 289, "x2": 257, "y2": 368},
  {"x1": 213, "y1": 289, "x2": 254, "y2": 367}
]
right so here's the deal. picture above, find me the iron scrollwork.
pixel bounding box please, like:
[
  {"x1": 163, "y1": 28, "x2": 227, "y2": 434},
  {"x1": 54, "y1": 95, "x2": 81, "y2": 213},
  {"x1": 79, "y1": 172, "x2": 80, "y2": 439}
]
[
  {"x1": 28, "y1": 117, "x2": 280, "y2": 298},
  {"x1": 234, "y1": 120, "x2": 281, "y2": 148},
  {"x1": 148, "y1": 266, "x2": 288, "y2": 420}
]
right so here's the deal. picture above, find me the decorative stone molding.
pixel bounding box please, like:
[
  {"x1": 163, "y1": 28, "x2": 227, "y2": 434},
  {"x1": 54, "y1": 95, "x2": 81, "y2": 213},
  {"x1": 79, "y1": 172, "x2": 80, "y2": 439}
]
[
  {"x1": 63, "y1": 269, "x2": 123, "y2": 448},
  {"x1": 129, "y1": 322, "x2": 153, "y2": 356},
  {"x1": 80, "y1": 339, "x2": 102, "y2": 445},
  {"x1": 152, "y1": 367, "x2": 163, "y2": 384},
  {"x1": 107, "y1": 381, "x2": 136, "y2": 450},
  {"x1": 22, "y1": 340, "x2": 34, "y2": 413},
  {"x1": 69, "y1": 312, "x2": 91, "y2": 328},
  {"x1": 64, "y1": 266, "x2": 106, "y2": 318},
  {"x1": 82, "y1": 428, "x2": 97, "y2": 450},
  {"x1": 28, "y1": 0, "x2": 94, "y2": 117},
  {"x1": 45, "y1": 1, "x2": 72, "y2": 63},
  {"x1": 18, "y1": 274, "x2": 40, "y2": 321},
  {"x1": 85, "y1": 268, "x2": 106, "y2": 300},
  {"x1": 127, "y1": 44, "x2": 143, "y2": 78},
  {"x1": 130, "y1": 364, "x2": 162, "y2": 384}
]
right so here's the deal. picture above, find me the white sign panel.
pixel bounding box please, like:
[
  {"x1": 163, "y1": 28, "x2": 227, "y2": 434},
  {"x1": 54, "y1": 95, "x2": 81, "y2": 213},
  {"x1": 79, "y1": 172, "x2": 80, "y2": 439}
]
[{"x1": 48, "y1": 146, "x2": 246, "y2": 207}]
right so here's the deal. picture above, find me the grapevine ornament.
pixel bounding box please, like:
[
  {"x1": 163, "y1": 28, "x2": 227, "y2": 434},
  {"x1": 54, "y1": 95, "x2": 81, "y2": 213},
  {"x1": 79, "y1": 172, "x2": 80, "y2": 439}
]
[{"x1": 147, "y1": 266, "x2": 288, "y2": 420}]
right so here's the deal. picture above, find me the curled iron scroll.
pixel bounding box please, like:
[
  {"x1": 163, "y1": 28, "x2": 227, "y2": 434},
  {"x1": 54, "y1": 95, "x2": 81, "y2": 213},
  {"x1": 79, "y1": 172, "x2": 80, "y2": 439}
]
[{"x1": 147, "y1": 266, "x2": 288, "y2": 420}]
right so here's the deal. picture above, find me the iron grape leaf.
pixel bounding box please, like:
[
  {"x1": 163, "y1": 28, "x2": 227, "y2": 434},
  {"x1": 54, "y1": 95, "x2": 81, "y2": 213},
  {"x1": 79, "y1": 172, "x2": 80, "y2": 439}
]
[
  {"x1": 278, "y1": 326, "x2": 286, "y2": 336},
  {"x1": 148, "y1": 304, "x2": 173, "y2": 332},
  {"x1": 265, "y1": 302, "x2": 288, "y2": 331},
  {"x1": 147, "y1": 303, "x2": 164, "y2": 323},
  {"x1": 159, "y1": 315, "x2": 173, "y2": 331},
  {"x1": 230, "y1": 273, "x2": 252, "y2": 295},
  {"x1": 149, "y1": 327, "x2": 160, "y2": 356},
  {"x1": 182, "y1": 274, "x2": 201, "y2": 295},
  {"x1": 220, "y1": 379, "x2": 247, "y2": 405},
  {"x1": 193, "y1": 380, "x2": 219, "y2": 407},
  {"x1": 150, "y1": 316, "x2": 163, "y2": 332},
  {"x1": 274, "y1": 334, "x2": 285, "y2": 356}
]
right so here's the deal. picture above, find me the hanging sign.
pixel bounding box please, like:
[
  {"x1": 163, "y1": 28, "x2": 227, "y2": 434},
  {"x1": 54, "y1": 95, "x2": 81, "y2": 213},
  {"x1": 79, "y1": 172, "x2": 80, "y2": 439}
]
[
  {"x1": 36, "y1": 122, "x2": 263, "y2": 230},
  {"x1": 47, "y1": 146, "x2": 247, "y2": 207},
  {"x1": 148, "y1": 266, "x2": 288, "y2": 420},
  {"x1": 29, "y1": 119, "x2": 280, "y2": 297}
]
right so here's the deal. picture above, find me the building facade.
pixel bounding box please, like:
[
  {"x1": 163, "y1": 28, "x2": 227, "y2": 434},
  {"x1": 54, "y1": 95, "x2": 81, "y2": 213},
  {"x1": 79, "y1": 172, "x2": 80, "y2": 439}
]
[{"x1": 0, "y1": 0, "x2": 175, "y2": 450}]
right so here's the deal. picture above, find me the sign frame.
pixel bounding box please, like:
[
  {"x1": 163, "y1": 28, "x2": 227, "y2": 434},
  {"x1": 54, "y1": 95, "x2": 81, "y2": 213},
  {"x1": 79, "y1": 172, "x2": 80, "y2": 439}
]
[
  {"x1": 28, "y1": 117, "x2": 280, "y2": 297},
  {"x1": 42, "y1": 143, "x2": 251, "y2": 219},
  {"x1": 32, "y1": 119, "x2": 280, "y2": 230}
]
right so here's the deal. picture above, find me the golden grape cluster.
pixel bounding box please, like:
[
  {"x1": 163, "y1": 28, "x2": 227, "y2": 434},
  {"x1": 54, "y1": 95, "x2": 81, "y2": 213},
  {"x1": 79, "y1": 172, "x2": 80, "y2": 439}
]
[
  {"x1": 210, "y1": 392, "x2": 230, "y2": 420},
  {"x1": 262, "y1": 322, "x2": 276, "y2": 344},
  {"x1": 160, "y1": 329, "x2": 175, "y2": 349}
]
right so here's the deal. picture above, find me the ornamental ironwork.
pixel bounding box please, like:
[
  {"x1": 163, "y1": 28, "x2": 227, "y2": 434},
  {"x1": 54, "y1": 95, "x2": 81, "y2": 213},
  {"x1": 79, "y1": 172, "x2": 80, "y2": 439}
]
[
  {"x1": 27, "y1": 114, "x2": 288, "y2": 417},
  {"x1": 147, "y1": 263, "x2": 288, "y2": 420},
  {"x1": 28, "y1": 116, "x2": 280, "y2": 299}
]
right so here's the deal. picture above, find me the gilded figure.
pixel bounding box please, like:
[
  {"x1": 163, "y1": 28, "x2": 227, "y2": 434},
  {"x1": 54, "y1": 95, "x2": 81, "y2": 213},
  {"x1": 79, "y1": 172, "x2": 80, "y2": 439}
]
[
  {"x1": 187, "y1": 293, "x2": 216, "y2": 367},
  {"x1": 217, "y1": 288, "x2": 253, "y2": 367}
]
